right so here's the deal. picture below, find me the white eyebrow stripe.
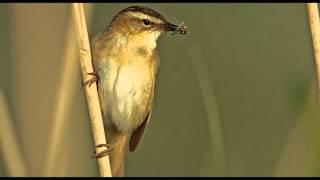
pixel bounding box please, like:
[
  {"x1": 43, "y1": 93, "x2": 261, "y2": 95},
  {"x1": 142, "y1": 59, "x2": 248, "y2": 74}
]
[{"x1": 129, "y1": 12, "x2": 164, "y2": 24}]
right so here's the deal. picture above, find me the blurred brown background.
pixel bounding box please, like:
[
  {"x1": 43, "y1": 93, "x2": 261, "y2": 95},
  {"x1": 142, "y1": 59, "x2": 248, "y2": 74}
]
[{"x1": 1, "y1": 3, "x2": 320, "y2": 177}]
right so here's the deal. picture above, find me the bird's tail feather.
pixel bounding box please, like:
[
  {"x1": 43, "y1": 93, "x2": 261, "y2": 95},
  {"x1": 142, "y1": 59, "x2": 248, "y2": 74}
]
[{"x1": 106, "y1": 128, "x2": 129, "y2": 177}]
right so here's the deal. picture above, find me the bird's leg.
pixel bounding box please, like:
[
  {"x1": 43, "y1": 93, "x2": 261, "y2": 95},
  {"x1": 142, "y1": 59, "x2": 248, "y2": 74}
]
[
  {"x1": 82, "y1": 71, "x2": 99, "y2": 87},
  {"x1": 91, "y1": 143, "x2": 114, "y2": 159}
]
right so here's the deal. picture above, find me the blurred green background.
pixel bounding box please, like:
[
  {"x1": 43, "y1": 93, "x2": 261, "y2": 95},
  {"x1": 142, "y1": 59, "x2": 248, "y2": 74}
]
[{"x1": 1, "y1": 3, "x2": 320, "y2": 177}]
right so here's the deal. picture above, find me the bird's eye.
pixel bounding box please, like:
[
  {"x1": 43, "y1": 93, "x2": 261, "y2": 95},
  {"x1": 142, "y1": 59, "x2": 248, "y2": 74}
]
[{"x1": 143, "y1": 19, "x2": 151, "y2": 26}]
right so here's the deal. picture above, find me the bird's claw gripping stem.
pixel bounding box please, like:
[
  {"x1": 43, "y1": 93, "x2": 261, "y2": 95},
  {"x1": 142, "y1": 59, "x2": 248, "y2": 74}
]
[
  {"x1": 82, "y1": 71, "x2": 99, "y2": 87},
  {"x1": 91, "y1": 143, "x2": 114, "y2": 159}
]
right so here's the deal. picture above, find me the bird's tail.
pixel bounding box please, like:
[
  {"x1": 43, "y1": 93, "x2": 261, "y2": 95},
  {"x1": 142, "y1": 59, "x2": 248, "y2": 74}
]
[{"x1": 106, "y1": 128, "x2": 129, "y2": 177}]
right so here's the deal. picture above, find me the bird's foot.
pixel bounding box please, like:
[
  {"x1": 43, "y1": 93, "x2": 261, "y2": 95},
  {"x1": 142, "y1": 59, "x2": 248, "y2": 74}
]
[
  {"x1": 82, "y1": 71, "x2": 99, "y2": 88},
  {"x1": 91, "y1": 143, "x2": 114, "y2": 159}
]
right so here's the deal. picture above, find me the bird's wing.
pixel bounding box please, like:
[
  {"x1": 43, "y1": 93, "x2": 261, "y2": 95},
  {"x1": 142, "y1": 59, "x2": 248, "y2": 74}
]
[
  {"x1": 129, "y1": 49, "x2": 159, "y2": 152},
  {"x1": 129, "y1": 78, "x2": 156, "y2": 152},
  {"x1": 129, "y1": 109, "x2": 152, "y2": 152}
]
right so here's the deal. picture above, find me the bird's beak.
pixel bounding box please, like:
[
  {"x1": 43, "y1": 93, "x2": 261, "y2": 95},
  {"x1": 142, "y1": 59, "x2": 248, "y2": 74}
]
[
  {"x1": 155, "y1": 21, "x2": 188, "y2": 34},
  {"x1": 164, "y1": 21, "x2": 188, "y2": 35},
  {"x1": 165, "y1": 22, "x2": 179, "y2": 32}
]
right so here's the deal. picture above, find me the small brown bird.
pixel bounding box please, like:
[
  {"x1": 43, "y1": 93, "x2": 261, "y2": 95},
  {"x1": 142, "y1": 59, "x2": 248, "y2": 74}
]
[{"x1": 87, "y1": 6, "x2": 187, "y2": 176}]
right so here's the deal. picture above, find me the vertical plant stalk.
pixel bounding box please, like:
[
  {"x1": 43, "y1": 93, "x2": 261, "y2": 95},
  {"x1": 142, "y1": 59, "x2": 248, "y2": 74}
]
[
  {"x1": 71, "y1": 3, "x2": 112, "y2": 177},
  {"x1": 0, "y1": 90, "x2": 28, "y2": 176},
  {"x1": 307, "y1": 3, "x2": 320, "y2": 98},
  {"x1": 188, "y1": 44, "x2": 228, "y2": 176},
  {"x1": 43, "y1": 5, "x2": 86, "y2": 176}
]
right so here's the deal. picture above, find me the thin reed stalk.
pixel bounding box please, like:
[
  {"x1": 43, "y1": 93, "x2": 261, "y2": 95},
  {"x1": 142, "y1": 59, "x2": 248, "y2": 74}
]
[
  {"x1": 71, "y1": 3, "x2": 112, "y2": 177},
  {"x1": 188, "y1": 44, "x2": 228, "y2": 176},
  {"x1": 42, "y1": 6, "x2": 82, "y2": 176},
  {"x1": 307, "y1": 3, "x2": 320, "y2": 98},
  {"x1": 0, "y1": 90, "x2": 28, "y2": 176}
]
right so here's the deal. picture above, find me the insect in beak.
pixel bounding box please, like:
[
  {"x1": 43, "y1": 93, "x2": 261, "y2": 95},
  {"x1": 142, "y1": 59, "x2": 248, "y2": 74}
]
[{"x1": 167, "y1": 22, "x2": 188, "y2": 35}]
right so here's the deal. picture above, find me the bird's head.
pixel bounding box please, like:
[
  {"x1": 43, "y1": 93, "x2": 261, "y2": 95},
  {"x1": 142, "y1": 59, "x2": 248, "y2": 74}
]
[{"x1": 107, "y1": 6, "x2": 187, "y2": 42}]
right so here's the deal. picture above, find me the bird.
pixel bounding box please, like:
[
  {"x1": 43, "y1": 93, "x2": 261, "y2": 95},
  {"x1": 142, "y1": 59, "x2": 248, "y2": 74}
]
[{"x1": 85, "y1": 5, "x2": 187, "y2": 176}]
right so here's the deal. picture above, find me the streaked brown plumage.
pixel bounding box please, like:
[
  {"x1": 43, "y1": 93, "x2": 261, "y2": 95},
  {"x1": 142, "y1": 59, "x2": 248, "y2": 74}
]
[{"x1": 90, "y1": 6, "x2": 186, "y2": 176}]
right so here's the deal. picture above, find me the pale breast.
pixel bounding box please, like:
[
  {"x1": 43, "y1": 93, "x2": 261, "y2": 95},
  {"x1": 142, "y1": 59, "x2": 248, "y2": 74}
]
[
  {"x1": 110, "y1": 60, "x2": 154, "y2": 132},
  {"x1": 94, "y1": 31, "x2": 159, "y2": 133}
]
